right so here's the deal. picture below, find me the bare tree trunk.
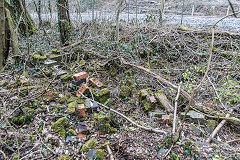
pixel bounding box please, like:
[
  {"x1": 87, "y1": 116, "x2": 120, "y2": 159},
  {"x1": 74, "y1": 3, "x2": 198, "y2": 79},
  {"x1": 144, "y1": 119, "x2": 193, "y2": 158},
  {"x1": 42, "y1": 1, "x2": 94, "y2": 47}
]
[
  {"x1": 57, "y1": 0, "x2": 71, "y2": 46},
  {"x1": 0, "y1": 0, "x2": 5, "y2": 69},
  {"x1": 48, "y1": 0, "x2": 53, "y2": 26},
  {"x1": 116, "y1": 0, "x2": 124, "y2": 42},
  {"x1": 159, "y1": 0, "x2": 165, "y2": 23},
  {"x1": 34, "y1": 0, "x2": 42, "y2": 28}
]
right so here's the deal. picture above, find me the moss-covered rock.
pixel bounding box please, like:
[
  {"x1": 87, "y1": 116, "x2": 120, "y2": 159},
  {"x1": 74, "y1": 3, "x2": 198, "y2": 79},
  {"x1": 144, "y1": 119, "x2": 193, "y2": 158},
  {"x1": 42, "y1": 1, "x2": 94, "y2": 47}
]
[
  {"x1": 0, "y1": 80, "x2": 7, "y2": 87},
  {"x1": 58, "y1": 155, "x2": 71, "y2": 160},
  {"x1": 119, "y1": 85, "x2": 131, "y2": 98},
  {"x1": 49, "y1": 54, "x2": 62, "y2": 61},
  {"x1": 93, "y1": 113, "x2": 117, "y2": 133},
  {"x1": 81, "y1": 138, "x2": 98, "y2": 152},
  {"x1": 60, "y1": 74, "x2": 73, "y2": 82},
  {"x1": 80, "y1": 60, "x2": 86, "y2": 67},
  {"x1": 206, "y1": 120, "x2": 218, "y2": 133},
  {"x1": 12, "y1": 114, "x2": 33, "y2": 125},
  {"x1": 51, "y1": 117, "x2": 68, "y2": 138},
  {"x1": 32, "y1": 54, "x2": 47, "y2": 60},
  {"x1": 68, "y1": 129, "x2": 77, "y2": 136},
  {"x1": 67, "y1": 101, "x2": 77, "y2": 114},
  {"x1": 95, "y1": 88, "x2": 110, "y2": 104},
  {"x1": 52, "y1": 49, "x2": 61, "y2": 54},
  {"x1": 96, "y1": 149, "x2": 107, "y2": 160}
]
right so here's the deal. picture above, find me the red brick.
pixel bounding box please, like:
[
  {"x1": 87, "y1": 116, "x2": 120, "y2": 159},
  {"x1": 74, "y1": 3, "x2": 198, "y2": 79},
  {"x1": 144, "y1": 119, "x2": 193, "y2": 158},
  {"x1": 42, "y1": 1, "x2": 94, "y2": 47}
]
[
  {"x1": 73, "y1": 72, "x2": 88, "y2": 81},
  {"x1": 77, "y1": 133, "x2": 86, "y2": 138},
  {"x1": 89, "y1": 78, "x2": 103, "y2": 88},
  {"x1": 76, "y1": 83, "x2": 89, "y2": 98},
  {"x1": 78, "y1": 104, "x2": 86, "y2": 118}
]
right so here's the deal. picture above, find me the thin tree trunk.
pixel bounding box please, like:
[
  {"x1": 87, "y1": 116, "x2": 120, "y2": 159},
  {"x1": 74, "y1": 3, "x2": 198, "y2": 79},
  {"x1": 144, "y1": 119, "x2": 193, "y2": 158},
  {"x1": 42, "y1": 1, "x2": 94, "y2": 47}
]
[
  {"x1": 116, "y1": 0, "x2": 124, "y2": 42},
  {"x1": 34, "y1": 0, "x2": 42, "y2": 28},
  {"x1": 57, "y1": 0, "x2": 71, "y2": 46},
  {"x1": 9, "y1": 0, "x2": 36, "y2": 35},
  {"x1": 0, "y1": 0, "x2": 5, "y2": 69},
  {"x1": 48, "y1": 0, "x2": 52, "y2": 26}
]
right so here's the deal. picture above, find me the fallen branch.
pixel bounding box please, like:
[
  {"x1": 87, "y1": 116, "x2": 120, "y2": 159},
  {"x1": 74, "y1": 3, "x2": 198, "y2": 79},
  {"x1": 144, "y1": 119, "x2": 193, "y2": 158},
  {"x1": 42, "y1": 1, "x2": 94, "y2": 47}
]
[
  {"x1": 80, "y1": 93, "x2": 167, "y2": 134},
  {"x1": 120, "y1": 58, "x2": 191, "y2": 101},
  {"x1": 227, "y1": 138, "x2": 240, "y2": 144},
  {"x1": 172, "y1": 82, "x2": 181, "y2": 134},
  {"x1": 106, "y1": 145, "x2": 114, "y2": 160},
  {"x1": 207, "y1": 109, "x2": 233, "y2": 143}
]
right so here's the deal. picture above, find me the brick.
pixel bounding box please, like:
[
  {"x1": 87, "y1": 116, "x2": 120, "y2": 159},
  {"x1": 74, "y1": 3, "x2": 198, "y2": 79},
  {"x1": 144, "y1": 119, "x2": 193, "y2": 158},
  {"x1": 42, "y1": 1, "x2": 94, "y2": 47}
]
[
  {"x1": 76, "y1": 83, "x2": 89, "y2": 98},
  {"x1": 73, "y1": 72, "x2": 88, "y2": 81},
  {"x1": 78, "y1": 104, "x2": 86, "y2": 118},
  {"x1": 89, "y1": 78, "x2": 103, "y2": 88}
]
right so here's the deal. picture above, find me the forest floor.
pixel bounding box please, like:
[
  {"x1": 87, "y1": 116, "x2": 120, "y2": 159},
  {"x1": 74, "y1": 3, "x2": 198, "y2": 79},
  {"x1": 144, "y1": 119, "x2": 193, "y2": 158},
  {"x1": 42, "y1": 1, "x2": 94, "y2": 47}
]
[{"x1": 0, "y1": 21, "x2": 240, "y2": 160}]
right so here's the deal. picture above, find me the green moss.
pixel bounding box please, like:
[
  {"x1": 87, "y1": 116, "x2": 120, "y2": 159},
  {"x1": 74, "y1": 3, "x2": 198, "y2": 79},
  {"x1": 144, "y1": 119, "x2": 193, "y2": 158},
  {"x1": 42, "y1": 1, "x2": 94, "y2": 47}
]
[
  {"x1": 119, "y1": 85, "x2": 131, "y2": 98},
  {"x1": 13, "y1": 155, "x2": 20, "y2": 159},
  {"x1": 58, "y1": 155, "x2": 71, "y2": 160},
  {"x1": 80, "y1": 60, "x2": 86, "y2": 67},
  {"x1": 96, "y1": 149, "x2": 107, "y2": 160},
  {"x1": 95, "y1": 88, "x2": 110, "y2": 104},
  {"x1": 32, "y1": 54, "x2": 47, "y2": 60},
  {"x1": 12, "y1": 114, "x2": 33, "y2": 125},
  {"x1": 51, "y1": 117, "x2": 68, "y2": 138},
  {"x1": 67, "y1": 101, "x2": 77, "y2": 114},
  {"x1": 49, "y1": 54, "x2": 62, "y2": 61},
  {"x1": 80, "y1": 138, "x2": 98, "y2": 152},
  {"x1": 52, "y1": 49, "x2": 61, "y2": 54},
  {"x1": 60, "y1": 74, "x2": 73, "y2": 82},
  {"x1": 93, "y1": 113, "x2": 117, "y2": 133},
  {"x1": 60, "y1": 96, "x2": 67, "y2": 104},
  {"x1": 0, "y1": 80, "x2": 7, "y2": 87},
  {"x1": 68, "y1": 129, "x2": 77, "y2": 136}
]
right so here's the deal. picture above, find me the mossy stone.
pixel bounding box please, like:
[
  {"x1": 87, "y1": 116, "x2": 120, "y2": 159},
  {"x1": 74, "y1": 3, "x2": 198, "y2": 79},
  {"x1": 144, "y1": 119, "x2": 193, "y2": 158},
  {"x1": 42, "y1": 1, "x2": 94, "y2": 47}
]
[
  {"x1": 60, "y1": 74, "x2": 73, "y2": 82},
  {"x1": 58, "y1": 155, "x2": 71, "y2": 160},
  {"x1": 49, "y1": 54, "x2": 62, "y2": 61},
  {"x1": 52, "y1": 49, "x2": 61, "y2": 54},
  {"x1": 95, "y1": 88, "x2": 110, "y2": 104},
  {"x1": 12, "y1": 114, "x2": 33, "y2": 125},
  {"x1": 206, "y1": 120, "x2": 218, "y2": 133},
  {"x1": 68, "y1": 129, "x2": 77, "y2": 136},
  {"x1": 32, "y1": 54, "x2": 47, "y2": 60},
  {"x1": 0, "y1": 80, "x2": 7, "y2": 87},
  {"x1": 93, "y1": 113, "x2": 117, "y2": 133},
  {"x1": 67, "y1": 101, "x2": 77, "y2": 114},
  {"x1": 119, "y1": 85, "x2": 131, "y2": 98},
  {"x1": 96, "y1": 149, "x2": 107, "y2": 160},
  {"x1": 81, "y1": 138, "x2": 98, "y2": 152},
  {"x1": 51, "y1": 117, "x2": 68, "y2": 138},
  {"x1": 80, "y1": 60, "x2": 86, "y2": 67}
]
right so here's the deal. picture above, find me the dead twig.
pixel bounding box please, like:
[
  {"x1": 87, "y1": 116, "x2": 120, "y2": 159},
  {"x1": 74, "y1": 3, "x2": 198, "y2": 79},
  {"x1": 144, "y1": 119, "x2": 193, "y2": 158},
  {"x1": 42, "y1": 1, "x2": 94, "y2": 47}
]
[
  {"x1": 207, "y1": 109, "x2": 233, "y2": 143},
  {"x1": 80, "y1": 93, "x2": 167, "y2": 134},
  {"x1": 0, "y1": 150, "x2": 7, "y2": 160},
  {"x1": 207, "y1": 76, "x2": 226, "y2": 110},
  {"x1": 106, "y1": 145, "x2": 114, "y2": 160},
  {"x1": 226, "y1": 138, "x2": 240, "y2": 144},
  {"x1": 172, "y1": 82, "x2": 181, "y2": 134}
]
